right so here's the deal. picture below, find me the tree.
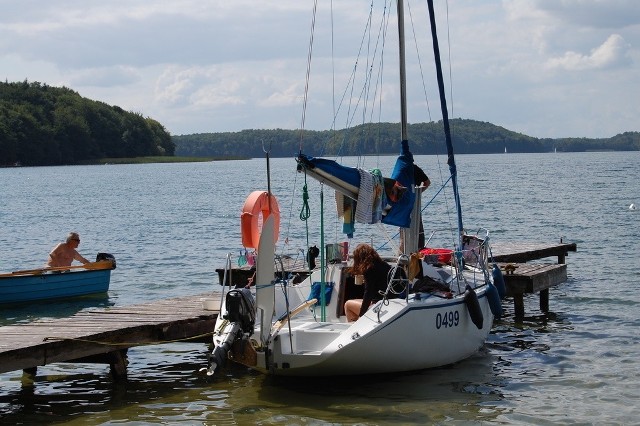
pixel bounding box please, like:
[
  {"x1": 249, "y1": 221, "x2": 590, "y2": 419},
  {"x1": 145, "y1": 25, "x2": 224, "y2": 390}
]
[{"x1": 0, "y1": 80, "x2": 175, "y2": 166}]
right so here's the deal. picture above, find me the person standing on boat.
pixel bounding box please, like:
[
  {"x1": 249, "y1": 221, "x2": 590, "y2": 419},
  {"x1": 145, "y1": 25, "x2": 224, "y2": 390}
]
[
  {"x1": 345, "y1": 244, "x2": 392, "y2": 321},
  {"x1": 47, "y1": 232, "x2": 90, "y2": 267},
  {"x1": 413, "y1": 164, "x2": 431, "y2": 249}
]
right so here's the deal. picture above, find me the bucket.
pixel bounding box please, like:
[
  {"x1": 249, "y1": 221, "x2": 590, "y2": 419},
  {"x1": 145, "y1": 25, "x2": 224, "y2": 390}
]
[
  {"x1": 202, "y1": 298, "x2": 218, "y2": 311},
  {"x1": 420, "y1": 247, "x2": 453, "y2": 264}
]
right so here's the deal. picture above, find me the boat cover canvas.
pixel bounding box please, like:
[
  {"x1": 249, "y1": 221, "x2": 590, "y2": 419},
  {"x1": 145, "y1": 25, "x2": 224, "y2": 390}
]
[{"x1": 296, "y1": 139, "x2": 416, "y2": 229}]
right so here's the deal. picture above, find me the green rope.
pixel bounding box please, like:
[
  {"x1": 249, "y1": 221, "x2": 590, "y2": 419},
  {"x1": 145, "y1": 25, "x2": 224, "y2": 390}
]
[
  {"x1": 299, "y1": 183, "x2": 311, "y2": 221},
  {"x1": 299, "y1": 176, "x2": 311, "y2": 269}
]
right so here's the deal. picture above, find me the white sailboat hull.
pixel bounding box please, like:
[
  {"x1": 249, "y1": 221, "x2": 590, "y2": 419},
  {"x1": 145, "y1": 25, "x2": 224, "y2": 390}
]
[
  {"x1": 267, "y1": 285, "x2": 491, "y2": 376},
  {"x1": 212, "y1": 259, "x2": 494, "y2": 377}
]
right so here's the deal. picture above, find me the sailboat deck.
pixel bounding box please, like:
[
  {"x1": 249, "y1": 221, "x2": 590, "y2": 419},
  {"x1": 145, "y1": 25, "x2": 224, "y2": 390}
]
[
  {"x1": 216, "y1": 241, "x2": 576, "y2": 319},
  {"x1": 217, "y1": 241, "x2": 576, "y2": 280}
]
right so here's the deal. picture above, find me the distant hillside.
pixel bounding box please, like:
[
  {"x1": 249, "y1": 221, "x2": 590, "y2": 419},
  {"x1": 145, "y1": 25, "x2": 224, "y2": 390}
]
[
  {"x1": 3, "y1": 80, "x2": 637, "y2": 166},
  {"x1": 0, "y1": 81, "x2": 174, "y2": 166},
  {"x1": 173, "y1": 120, "x2": 640, "y2": 158}
]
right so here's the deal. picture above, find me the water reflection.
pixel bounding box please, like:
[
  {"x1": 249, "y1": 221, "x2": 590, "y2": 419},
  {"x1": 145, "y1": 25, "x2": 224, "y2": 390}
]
[{"x1": 0, "y1": 344, "x2": 509, "y2": 424}]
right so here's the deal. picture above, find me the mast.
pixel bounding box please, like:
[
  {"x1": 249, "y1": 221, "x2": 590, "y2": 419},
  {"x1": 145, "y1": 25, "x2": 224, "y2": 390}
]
[
  {"x1": 397, "y1": 0, "x2": 422, "y2": 254},
  {"x1": 426, "y1": 0, "x2": 464, "y2": 241},
  {"x1": 397, "y1": 0, "x2": 408, "y2": 143}
]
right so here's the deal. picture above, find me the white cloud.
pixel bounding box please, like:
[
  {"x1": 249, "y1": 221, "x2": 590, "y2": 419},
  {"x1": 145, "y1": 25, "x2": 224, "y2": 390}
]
[{"x1": 546, "y1": 34, "x2": 631, "y2": 70}]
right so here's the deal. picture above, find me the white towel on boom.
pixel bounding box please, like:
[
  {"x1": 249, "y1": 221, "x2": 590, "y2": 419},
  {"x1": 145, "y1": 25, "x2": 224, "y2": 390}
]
[{"x1": 355, "y1": 168, "x2": 375, "y2": 224}]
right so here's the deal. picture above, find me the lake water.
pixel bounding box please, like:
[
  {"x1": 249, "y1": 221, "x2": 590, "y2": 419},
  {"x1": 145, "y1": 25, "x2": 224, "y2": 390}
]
[{"x1": 1, "y1": 152, "x2": 639, "y2": 424}]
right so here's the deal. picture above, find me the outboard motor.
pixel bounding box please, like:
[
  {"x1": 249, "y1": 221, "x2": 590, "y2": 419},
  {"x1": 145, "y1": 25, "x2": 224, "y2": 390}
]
[
  {"x1": 207, "y1": 288, "x2": 256, "y2": 375},
  {"x1": 223, "y1": 288, "x2": 256, "y2": 331},
  {"x1": 96, "y1": 253, "x2": 116, "y2": 269}
]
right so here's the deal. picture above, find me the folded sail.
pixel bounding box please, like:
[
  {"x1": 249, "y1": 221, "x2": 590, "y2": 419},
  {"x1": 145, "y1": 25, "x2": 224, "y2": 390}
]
[
  {"x1": 381, "y1": 140, "x2": 415, "y2": 228},
  {"x1": 296, "y1": 141, "x2": 416, "y2": 229}
]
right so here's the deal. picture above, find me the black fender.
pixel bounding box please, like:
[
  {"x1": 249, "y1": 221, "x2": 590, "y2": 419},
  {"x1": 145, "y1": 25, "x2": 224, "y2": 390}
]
[{"x1": 464, "y1": 285, "x2": 483, "y2": 329}]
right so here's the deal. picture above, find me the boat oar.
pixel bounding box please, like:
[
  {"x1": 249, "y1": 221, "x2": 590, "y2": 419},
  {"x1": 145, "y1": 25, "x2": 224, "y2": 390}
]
[
  {"x1": 2, "y1": 260, "x2": 114, "y2": 277},
  {"x1": 271, "y1": 298, "x2": 317, "y2": 333}
]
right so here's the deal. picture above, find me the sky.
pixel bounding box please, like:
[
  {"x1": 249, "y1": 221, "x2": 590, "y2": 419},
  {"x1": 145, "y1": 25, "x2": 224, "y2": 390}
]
[{"x1": 1, "y1": 0, "x2": 638, "y2": 139}]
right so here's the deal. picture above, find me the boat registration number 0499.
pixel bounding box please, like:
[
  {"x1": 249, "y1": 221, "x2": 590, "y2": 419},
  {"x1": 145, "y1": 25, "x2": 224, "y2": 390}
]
[{"x1": 435, "y1": 311, "x2": 460, "y2": 329}]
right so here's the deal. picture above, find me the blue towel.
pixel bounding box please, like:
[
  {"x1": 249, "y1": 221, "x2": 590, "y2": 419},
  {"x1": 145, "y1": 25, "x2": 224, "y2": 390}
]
[{"x1": 382, "y1": 140, "x2": 416, "y2": 228}]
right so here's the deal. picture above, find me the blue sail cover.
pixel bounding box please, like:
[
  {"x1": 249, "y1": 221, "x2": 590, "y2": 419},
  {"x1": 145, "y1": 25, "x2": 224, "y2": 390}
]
[
  {"x1": 296, "y1": 154, "x2": 361, "y2": 194},
  {"x1": 381, "y1": 140, "x2": 415, "y2": 228},
  {"x1": 296, "y1": 140, "x2": 415, "y2": 229}
]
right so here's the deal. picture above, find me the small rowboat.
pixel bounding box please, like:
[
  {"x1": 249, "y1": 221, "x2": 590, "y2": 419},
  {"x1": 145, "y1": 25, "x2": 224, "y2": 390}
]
[{"x1": 0, "y1": 254, "x2": 116, "y2": 306}]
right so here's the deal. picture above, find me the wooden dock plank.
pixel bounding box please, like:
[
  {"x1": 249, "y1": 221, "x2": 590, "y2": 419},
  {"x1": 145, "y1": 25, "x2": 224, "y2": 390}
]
[
  {"x1": 491, "y1": 241, "x2": 576, "y2": 263},
  {"x1": 0, "y1": 293, "x2": 221, "y2": 374}
]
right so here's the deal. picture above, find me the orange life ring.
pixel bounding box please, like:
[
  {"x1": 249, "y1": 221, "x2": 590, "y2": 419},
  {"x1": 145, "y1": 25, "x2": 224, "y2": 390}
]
[{"x1": 240, "y1": 191, "x2": 280, "y2": 249}]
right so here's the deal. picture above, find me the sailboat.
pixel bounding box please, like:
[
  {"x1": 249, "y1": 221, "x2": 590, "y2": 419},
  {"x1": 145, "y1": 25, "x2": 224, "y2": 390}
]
[{"x1": 207, "y1": 0, "x2": 503, "y2": 377}]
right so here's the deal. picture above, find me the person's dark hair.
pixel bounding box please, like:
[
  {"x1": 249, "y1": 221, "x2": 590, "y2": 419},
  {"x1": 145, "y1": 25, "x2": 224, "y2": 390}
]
[{"x1": 351, "y1": 244, "x2": 382, "y2": 275}]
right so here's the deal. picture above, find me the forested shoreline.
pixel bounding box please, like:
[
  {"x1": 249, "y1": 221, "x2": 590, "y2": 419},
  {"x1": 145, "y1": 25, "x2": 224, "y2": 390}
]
[
  {"x1": 1, "y1": 81, "x2": 174, "y2": 166},
  {"x1": 2, "y1": 81, "x2": 638, "y2": 166},
  {"x1": 173, "y1": 121, "x2": 640, "y2": 158}
]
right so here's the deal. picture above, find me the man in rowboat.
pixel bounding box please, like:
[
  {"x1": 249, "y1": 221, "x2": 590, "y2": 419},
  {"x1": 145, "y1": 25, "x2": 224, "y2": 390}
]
[{"x1": 47, "y1": 232, "x2": 90, "y2": 267}]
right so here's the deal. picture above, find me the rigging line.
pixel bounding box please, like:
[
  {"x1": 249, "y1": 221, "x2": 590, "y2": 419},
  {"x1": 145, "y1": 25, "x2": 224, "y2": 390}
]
[
  {"x1": 343, "y1": 1, "x2": 391, "y2": 168},
  {"x1": 363, "y1": 0, "x2": 391, "y2": 170},
  {"x1": 337, "y1": 3, "x2": 372, "y2": 159},
  {"x1": 358, "y1": 10, "x2": 373, "y2": 172},
  {"x1": 330, "y1": 1, "x2": 382, "y2": 161},
  {"x1": 426, "y1": 0, "x2": 463, "y2": 242},
  {"x1": 356, "y1": 0, "x2": 375, "y2": 165},
  {"x1": 327, "y1": 0, "x2": 339, "y2": 161},
  {"x1": 406, "y1": 0, "x2": 432, "y2": 123},
  {"x1": 371, "y1": 1, "x2": 393, "y2": 172},
  {"x1": 404, "y1": 0, "x2": 455, "y2": 243},
  {"x1": 284, "y1": 155, "x2": 300, "y2": 248},
  {"x1": 298, "y1": 0, "x2": 319, "y2": 152},
  {"x1": 331, "y1": 0, "x2": 335, "y2": 131},
  {"x1": 445, "y1": 0, "x2": 454, "y2": 128},
  {"x1": 440, "y1": 0, "x2": 460, "y2": 247}
]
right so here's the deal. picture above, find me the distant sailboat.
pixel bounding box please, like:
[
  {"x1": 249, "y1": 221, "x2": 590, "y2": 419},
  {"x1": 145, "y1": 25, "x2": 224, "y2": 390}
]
[{"x1": 504, "y1": 146, "x2": 507, "y2": 154}]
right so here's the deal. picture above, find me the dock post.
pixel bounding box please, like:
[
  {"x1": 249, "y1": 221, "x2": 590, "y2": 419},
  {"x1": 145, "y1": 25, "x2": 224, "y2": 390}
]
[
  {"x1": 539, "y1": 289, "x2": 549, "y2": 312},
  {"x1": 513, "y1": 294, "x2": 525, "y2": 319},
  {"x1": 545, "y1": 245, "x2": 567, "y2": 312},
  {"x1": 109, "y1": 349, "x2": 129, "y2": 379},
  {"x1": 22, "y1": 366, "x2": 37, "y2": 378}
]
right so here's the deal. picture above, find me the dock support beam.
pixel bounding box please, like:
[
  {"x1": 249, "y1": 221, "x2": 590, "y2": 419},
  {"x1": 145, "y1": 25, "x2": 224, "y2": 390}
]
[
  {"x1": 502, "y1": 263, "x2": 568, "y2": 319},
  {"x1": 108, "y1": 349, "x2": 129, "y2": 379}
]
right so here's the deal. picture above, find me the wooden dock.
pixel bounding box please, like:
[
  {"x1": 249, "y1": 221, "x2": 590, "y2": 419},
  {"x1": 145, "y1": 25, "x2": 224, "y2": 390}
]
[
  {"x1": 492, "y1": 241, "x2": 576, "y2": 318},
  {"x1": 491, "y1": 241, "x2": 576, "y2": 264},
  {"x1": 0, "y1": 294, "x2": 221, "y2": 377},
  {"x1": 0, "y1": 241, "x2": 576, "y2": 378}
]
